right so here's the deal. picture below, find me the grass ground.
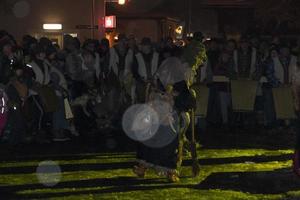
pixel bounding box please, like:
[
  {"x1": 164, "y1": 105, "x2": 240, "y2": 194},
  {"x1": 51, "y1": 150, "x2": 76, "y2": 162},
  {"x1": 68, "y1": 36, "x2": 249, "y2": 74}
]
[
  {"x1": 0, "y1": 127, "x2": 299, "y2": 200},
  {"x1": 0, "y1": 148, "x2": 299, "y2": 200}
]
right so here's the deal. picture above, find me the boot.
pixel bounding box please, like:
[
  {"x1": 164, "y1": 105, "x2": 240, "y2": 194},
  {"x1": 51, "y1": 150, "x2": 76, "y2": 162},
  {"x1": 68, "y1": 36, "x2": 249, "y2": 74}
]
[
  {"x1": 133, "y1": 164, "x2": 147, "y2": 178},
  {"x1": 166, "y1": 171, "x2": 180, "y2": 183}
]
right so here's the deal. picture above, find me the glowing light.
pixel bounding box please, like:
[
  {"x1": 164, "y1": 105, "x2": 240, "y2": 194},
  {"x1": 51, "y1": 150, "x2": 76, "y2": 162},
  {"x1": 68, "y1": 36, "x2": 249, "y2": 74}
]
[
  {"x1": 187, "y1": 33, "x2": 194, "y2": 37},
  {"x1": 1, "y1": 97, "x2": 5, "y2": 114},
  {"x1": 36, "y1": 161, "x2": 62, "y2": 187},
  {"x1": 26, "y1": 64, "x2": 32, "y2": 68},
  {"x1": 43, "y1": 24, "x2": 62, "y2": 30},
  {"x1": 118, "y1": 0, "x2": 125, "y2": 5},
  {"x1": 105, "y1": 16, "x2": 116, "y2": 28},
  {"x1": 65, "y1": 33, "x2": 78, "y2": 38},
  {"x1": 122, "y1": 104, "x2": 160, "y2": 142},
  {"x1": 175, "y1": 26, "x2": 183, "y2": 34}
]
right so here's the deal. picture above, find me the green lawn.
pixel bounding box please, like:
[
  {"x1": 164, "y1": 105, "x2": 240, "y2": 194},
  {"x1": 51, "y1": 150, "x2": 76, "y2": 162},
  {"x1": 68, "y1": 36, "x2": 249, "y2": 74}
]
[{"x1": 0, "y1": 148, "x2": 299, "y2": 200}]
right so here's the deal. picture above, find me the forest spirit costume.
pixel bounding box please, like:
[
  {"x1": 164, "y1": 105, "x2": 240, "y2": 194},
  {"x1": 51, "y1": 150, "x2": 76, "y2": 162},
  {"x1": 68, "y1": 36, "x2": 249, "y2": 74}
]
[
  {"x1": 133, "y1": 80, "x2": 196, "y2": 182},
  {"x1": 132, "y1": 34, "x2": 206, "y2": 182}
]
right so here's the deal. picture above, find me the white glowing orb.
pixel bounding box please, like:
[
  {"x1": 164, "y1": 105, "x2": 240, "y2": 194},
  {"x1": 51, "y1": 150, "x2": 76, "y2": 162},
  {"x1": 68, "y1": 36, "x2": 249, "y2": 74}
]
[
  {"x1": 36, "y1": 161, "x2": 62, "y2": 187},
  {"x1": 151, "y1": 100, "x2": 172, "y2": 121},
  {"x1": 122, "y1": 104, "x2": 160, "y2": 142},
  {"x1": 13, "y1": 0, "x2": 30, "y2": 18}
]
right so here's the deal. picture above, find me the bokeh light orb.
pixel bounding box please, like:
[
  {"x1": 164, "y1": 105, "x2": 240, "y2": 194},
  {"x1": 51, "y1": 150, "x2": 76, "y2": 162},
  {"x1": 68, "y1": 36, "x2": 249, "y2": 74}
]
[
  {"x1": 36, "y1": 161, "x2": 62, "y2": 187},
  {"x1": 149, "y1": 100, "x2": 174, "y2": 126},
  {"x1": 13, "y1": 0, "x2": 31, "y2": 18},
  {"x1": 122, "y1": 104, "x2": 160, "y2": 142},
  {"x1": 142, "y1": 110, "x2": 179, "y2": 148}
]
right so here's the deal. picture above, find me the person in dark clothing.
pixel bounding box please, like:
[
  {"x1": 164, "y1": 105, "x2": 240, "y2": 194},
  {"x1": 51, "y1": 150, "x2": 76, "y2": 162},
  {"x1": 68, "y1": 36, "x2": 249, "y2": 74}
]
[
  {"x1": 22, "y1": 35, "x2": 38, "y2": 63},
  {"x1": 212, "y1": 51, "x2": 236, "y2": 125},
  {"x1": 292, "y1": 53, "x2": 300, "y2": 176},
  {"x1": 4, "y1": 61, "x2": 28, "y2": 145},
  {"x1": 0, "y1": 38, "x2": 15, "y2": 84},
  {"x1": 205, "y1": 39, "x2": 222, "y2": 126},
  {"x1": 132, "y1": 38, "x2": 160, "y2": 103},
  {"x1": 99, "y1": 38, "x2": 110, "y2": 75},
  {"x1": 234, "y1": 38, "x2": 257, "y2": 79},
  {"x1": 207, "y1": 39, "x2": 221, "y2": 73}
]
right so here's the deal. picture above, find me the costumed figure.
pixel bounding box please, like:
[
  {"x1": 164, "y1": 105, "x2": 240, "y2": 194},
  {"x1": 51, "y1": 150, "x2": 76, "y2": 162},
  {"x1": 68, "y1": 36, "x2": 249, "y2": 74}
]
[
  {"x1": 178, "y1": 32, "x2": 207, "y2": 176},
  {"x1": 130, "y1": 33, "x2": 206, "y2": 181},
  {"x1": 131, "y1": 83, "x2": 181, "y2": 182}
]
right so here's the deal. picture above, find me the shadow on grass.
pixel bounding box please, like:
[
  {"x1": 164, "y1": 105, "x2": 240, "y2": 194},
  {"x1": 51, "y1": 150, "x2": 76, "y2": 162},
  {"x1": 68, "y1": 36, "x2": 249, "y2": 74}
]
[
  {"x1": 0, "y1": 154, "x2": 292, "y2": 175},
  {"x1": 0, "y1": 161, "x2": 135, "y2": 175},
  {"x1": 0, "y1": 177, "x2": 191, "y2": 199},
  {"x1": 183, "y1": 154, "x2": 292, "y2": 166},
  {"x1": 0, "y1": 154, "x2": 135, "y2": 163},
  {"x1": 197, "y1": 168, "x2": 300, "y2": 194}
]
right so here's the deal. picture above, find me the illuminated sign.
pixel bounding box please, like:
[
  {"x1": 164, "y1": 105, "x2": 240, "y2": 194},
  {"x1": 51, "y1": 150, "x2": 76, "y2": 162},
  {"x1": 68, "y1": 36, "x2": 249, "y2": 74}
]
[
  {"x1": 43, "y1": 24, "x2": 62, "y2": 30},
  {"x1": 105, "y1": 16, "x2": 116, "y2": 28}
]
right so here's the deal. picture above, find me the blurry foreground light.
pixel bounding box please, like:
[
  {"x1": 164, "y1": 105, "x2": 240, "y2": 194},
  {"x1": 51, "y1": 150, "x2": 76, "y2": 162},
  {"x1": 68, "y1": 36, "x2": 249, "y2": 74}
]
[
  {"x1": 175, "y1": 26, "x2": 183, "y2": 34},
  {"x1": 43, "y1": 24, "x2": 62, "y2": 30},
  {"x1": 187, "y1": 33, "x2": 194, "y2": 37},
  {"x1": 118, "y1": 0, "x2": 125, "y2": 5},
  {"x1": 1, "y1": 97, "x2": 5, "y2": 114}
]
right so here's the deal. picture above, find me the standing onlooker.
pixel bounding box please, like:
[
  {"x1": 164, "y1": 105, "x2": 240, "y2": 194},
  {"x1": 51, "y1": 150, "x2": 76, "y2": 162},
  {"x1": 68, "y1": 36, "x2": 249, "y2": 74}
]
[
  {"x1": 265, "y1": 44, "x2": 298, "y2": 128},
  {"x1": 133, "y1": 37, "x2": 160, "y2": 103},
  {"x1": 212, "y1": 50, "x2": 236, "y2": 126},
  {"x1": 0, "y1": 37, "x2": 15, "y2": 84},
  {"x1": 291, "y1": 52, "x2": 300, "y2": 176},
  {"x1": 233, "y1": 38, "x2": 257, "y2": 79}
]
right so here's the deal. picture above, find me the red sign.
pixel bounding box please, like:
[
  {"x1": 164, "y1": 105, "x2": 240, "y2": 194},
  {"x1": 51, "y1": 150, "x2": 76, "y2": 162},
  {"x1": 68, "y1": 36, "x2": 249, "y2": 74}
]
[{"x1": 105, "y1": 16, "x2": 116, "y2": 28}]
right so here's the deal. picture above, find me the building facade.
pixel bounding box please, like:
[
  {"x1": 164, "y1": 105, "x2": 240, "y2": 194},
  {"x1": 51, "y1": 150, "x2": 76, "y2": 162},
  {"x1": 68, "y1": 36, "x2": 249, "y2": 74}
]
[
  {"x1": 0, "y1": 0, "x2": 106, "y2": 46},
  {"x1": 106, "y1": 16, "x2": 180, "y2": 43}
]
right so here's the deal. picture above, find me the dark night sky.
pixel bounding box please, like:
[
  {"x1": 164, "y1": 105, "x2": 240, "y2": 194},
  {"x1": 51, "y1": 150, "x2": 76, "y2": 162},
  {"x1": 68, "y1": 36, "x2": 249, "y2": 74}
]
[
  {"x1": 107, "y1": 0, "x2": 255, "y2": 35},
  {"x1": 108, "y1": 0, "x2": 255, "y2": 19}
]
